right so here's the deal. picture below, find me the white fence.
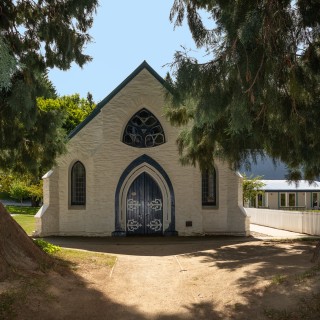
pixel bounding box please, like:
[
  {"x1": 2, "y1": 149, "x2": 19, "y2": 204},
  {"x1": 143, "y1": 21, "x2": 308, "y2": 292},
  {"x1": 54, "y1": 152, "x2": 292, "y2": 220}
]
[{"x1": 246, "y1": 208, "x2": 320, "y2": 236}]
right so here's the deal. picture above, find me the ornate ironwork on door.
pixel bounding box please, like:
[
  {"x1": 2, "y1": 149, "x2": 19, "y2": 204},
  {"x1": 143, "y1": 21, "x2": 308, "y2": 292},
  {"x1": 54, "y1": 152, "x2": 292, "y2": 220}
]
[
  {"x1": 126, "y1": 172, "x2": 163, "y2": 235},
  {"x1": 122, "y1": 109, "x2": 165, "y2": 148}
]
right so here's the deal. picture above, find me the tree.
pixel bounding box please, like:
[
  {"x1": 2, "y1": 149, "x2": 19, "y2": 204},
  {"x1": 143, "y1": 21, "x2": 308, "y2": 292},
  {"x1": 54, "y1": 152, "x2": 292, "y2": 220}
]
[
  {"x1": 0, "y1": 34, "x2": 19, "y2": 91},
  {"x1": 167, "y1": 0, "x2": 320, "y2": 180},
  {"x1": 242, "y1": 175, "x2": 265, "y2": 207},
  {"x1": 0, "y1": 0, "x2": 99, "y2": 280},
  {"x1": 0, "y1": 202, "x2": 52, "y2": 280},
  {"x1": 0, "y1": 0, "x2": 98, "y2": 174},
  {"x1": 167, "y1": 0, "x2": 320, "y2": 261},
  {"x1": 27, "y1": 181, "x2": 43, "y2": 207},
  {"x1": 0, "y1": 171, "x2": 14, "y2": 195},
  {"x1": 0, "y1": 172, "x2": 43, "y2": 206},
  {"x1": 9, "y1": 180, "x2": 29, "y2": 205},
  {"x1": 37, "y1": 93, "x2": 96, "y2": 134}
]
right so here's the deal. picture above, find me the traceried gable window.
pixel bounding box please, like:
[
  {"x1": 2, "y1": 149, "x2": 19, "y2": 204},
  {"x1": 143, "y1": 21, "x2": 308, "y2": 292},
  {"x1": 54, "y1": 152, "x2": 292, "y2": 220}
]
[
  {"x1": 202, "y1": 168, "x2": 217, "y2": 206},
  {"x1": 71, "y1": 161, "x2": 86, "y2": 206},
  {"x1": 122, "y1": 109, "x2": 165, "y2": 148}
]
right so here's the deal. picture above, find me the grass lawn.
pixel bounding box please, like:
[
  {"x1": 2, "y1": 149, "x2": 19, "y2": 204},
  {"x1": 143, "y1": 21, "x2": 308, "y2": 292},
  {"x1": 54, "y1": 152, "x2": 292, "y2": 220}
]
[
  {"x1": 5, "y1": 205, "x2": 39, "y2": 215},
  {"x1": 54, "y1": 248, "x2": 117, "y2": 269},
  {"x1": 12, "y1": 214, "x2": 35, "y2": 235}
]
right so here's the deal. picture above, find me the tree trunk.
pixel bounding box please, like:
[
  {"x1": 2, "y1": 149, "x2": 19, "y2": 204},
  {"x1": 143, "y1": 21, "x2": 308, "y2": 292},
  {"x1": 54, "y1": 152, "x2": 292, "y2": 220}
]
[
  {"x1": 31, "y1": 196, "x2": 40, "y2": 207},
  {"x1": 0, "y1": 202, "x2": 52, "y2": 280}
]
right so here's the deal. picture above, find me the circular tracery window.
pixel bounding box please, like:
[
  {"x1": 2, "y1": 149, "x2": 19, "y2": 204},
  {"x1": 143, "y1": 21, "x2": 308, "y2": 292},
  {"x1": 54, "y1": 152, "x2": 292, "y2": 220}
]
[{"x1": 123, "y1": 109, "x2": 165, "y2": 148}]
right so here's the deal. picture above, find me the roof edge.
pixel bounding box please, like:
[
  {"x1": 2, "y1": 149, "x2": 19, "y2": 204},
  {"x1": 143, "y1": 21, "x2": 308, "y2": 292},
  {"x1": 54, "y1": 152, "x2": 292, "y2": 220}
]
[
  {"x1": 68, "y1": 61, "x2": 166, "y2": 139},
  {"x1": 262, "y1": 189, "x2": 320, "y2": 192}
]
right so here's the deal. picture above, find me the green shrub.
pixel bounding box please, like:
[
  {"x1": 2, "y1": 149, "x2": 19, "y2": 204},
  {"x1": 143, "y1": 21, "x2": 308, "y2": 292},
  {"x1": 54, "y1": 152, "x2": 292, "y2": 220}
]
[{"x1": 33, "y1": 239, "x2": 61, "y2": 254}]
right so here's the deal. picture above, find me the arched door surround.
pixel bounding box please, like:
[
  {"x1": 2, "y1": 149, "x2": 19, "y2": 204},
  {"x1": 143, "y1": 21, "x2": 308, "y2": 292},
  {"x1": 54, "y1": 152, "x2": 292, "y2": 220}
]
[
  {"x1": 112, "y1": 154, "x2": 177, "y2": 236},
  {"x1": 126, "y1": 172, "x2": 163, "y2": 235}
]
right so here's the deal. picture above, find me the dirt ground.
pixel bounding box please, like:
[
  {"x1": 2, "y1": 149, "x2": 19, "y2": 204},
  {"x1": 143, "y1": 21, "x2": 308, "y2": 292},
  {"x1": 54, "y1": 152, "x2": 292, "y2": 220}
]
[{"x1": 1, "y1": 236, "x2": 320, "y2": 320}]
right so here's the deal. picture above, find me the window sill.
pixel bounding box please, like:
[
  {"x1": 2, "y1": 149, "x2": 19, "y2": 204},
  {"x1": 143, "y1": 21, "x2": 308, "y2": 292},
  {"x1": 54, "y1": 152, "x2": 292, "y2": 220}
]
[
  {"x1": 202, "y1": 205, "x2": 219, "y2": 210},
  {"x1": 69, "y1": 205, "x2": 86, "y2": 210}
]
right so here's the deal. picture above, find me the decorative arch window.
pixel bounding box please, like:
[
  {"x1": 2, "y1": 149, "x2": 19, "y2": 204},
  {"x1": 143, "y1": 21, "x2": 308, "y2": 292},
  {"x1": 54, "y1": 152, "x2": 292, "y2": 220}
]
[
  {"x1": 71, "y1": 161, "x2": 86, "y2": 206},
  {"x1": 122, "y1": 108, "x2": 165, "y2": 148},
  {"x1": 202, "y1": 168, "x2": 217, "y2": 206}
]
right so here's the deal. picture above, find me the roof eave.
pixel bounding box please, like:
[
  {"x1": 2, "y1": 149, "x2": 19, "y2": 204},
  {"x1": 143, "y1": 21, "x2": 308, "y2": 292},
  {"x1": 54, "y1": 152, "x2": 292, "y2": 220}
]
[{"x1": 68, "y1": 61, "x2": 166, "y2": 140}]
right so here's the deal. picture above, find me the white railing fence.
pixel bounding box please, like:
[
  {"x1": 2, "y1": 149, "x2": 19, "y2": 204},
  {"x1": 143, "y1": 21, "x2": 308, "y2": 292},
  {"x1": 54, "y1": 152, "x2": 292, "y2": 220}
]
[{"x1": 245, "y1": 208, "x2": 320, "y2": 236}]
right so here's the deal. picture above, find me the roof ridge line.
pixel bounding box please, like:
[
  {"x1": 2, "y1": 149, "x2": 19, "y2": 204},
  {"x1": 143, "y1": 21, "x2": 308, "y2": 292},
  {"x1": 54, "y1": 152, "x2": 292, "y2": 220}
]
[{"x1": 68, "y1": 61, "x2": 166, "y2": 139}]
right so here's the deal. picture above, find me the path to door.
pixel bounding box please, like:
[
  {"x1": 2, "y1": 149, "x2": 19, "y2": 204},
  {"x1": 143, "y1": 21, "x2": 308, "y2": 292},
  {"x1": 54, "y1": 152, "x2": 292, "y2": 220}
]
[
  {"x1": 45, "y1": 230, "x2": 319, "y2": 319},
  {"x1": 250, "y1": 223, "x2": 317, "y2": 238}
]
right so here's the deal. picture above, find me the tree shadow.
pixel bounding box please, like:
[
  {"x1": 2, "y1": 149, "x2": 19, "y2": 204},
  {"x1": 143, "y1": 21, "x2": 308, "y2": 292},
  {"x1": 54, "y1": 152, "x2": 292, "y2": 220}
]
[
  {"x1": 178, "y1": 240, "x2": 320, "y2": 319},
  {"x1": 10, "y1": 266, "x2": 225, "y2": 320},
  {"x1": 183, "y1": 240, "x2": 316, "y2": 287},
  {"x1": 184, "y1": 241, "x2": 313, "y2": 272},
  {"x1": 44, "y1": 235, "x2": 258, "y2": 256},
  {"x1": 19, "y1": 236, "x2": 318, "y2": 320}
]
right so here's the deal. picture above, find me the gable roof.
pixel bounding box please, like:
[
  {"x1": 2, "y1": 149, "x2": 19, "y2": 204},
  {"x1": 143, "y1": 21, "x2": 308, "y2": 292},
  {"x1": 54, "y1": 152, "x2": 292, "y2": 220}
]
[
  {"x1": 68, "y1": 61, "x2": 166, "y2": 139},
  {"x1": 261, "y1": 180, "x2": 320, "y2": 192}
]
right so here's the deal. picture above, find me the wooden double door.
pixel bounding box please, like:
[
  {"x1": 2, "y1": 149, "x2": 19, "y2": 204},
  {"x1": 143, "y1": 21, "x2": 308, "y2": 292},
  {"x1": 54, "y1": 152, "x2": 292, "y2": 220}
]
[{"x1": 126, "y1": 172, "x2": 163, "y2": 235}]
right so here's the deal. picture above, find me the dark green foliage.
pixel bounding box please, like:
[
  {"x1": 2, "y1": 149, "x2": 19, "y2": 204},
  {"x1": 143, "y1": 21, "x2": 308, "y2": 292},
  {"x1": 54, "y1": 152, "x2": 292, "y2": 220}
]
[
  {"x1": 167, "y1": 0, "x2": 320, "y2": 179},
  {"x1": 0, "y1": 0, "x2": 98, "y2": 71},
  {"x1": 0, "y1": 0, "x2": 98, "y2": 176},
  {"x1": 0, "y1": 76, "x2": 66, "y2": 175},
  {"x1": 0, "y1": 35, "x2": 18, "y2": 90}
]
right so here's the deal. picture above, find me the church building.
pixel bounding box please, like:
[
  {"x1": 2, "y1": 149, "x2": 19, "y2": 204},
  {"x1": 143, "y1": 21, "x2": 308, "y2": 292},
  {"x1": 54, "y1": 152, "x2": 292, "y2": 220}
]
[{"x1": 35, "y1": 61, "x2": 249, "y2": 237}]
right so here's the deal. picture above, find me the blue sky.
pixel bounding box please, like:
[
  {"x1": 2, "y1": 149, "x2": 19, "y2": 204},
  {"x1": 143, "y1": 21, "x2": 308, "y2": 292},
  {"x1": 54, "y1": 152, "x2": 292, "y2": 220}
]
[{"x1": 48, "y1": 1, "x2": 206, "y2": 103}]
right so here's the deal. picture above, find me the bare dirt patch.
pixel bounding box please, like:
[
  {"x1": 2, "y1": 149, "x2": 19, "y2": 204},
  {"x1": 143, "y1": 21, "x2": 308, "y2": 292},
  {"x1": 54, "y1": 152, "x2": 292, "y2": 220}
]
[{"x1": 1, "y1": 238, "x2": 319, "y2": 320}]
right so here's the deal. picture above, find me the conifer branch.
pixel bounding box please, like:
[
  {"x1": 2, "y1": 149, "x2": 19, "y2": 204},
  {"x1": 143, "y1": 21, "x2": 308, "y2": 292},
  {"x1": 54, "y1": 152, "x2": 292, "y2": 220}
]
[{"x1": 245, "y1": 54, "x2": 265, "y2": 95}]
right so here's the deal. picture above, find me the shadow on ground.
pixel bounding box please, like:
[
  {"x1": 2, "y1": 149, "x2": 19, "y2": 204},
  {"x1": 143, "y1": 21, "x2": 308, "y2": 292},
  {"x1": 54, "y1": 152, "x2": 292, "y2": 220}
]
[
  {"x1": 8, "y1": 237, "x2": 318, "y2": 320},
  {"x1": 8, "y1": 261, "x2": 225, "y2": 320},
  {"x1": 44, "y1": 235, "x2": 259, "y2": 256}
]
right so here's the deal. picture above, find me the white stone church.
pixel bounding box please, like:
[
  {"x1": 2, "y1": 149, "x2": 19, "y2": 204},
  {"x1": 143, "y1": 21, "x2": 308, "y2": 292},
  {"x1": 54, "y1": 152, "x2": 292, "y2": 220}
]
[{"x1": 35, "y1": 61, "x2": 249, "y2": 237}]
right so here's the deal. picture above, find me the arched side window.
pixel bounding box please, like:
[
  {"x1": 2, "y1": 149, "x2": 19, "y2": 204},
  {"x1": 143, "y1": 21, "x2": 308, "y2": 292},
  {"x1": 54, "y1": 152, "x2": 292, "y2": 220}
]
[
  {"x1": 71, "y1": 161, "x2": 86, "y2": 206},
  {"x1": 202, "y1": 168, "x2": 217, "y2": 206},
  {"x1": 122, "y1": 108, "x2": 165, "y2": 148}
]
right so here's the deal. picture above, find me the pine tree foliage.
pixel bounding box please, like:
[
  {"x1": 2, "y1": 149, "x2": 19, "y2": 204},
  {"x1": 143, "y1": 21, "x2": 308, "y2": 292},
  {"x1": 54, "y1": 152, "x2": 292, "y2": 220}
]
[
  {"x1": 0, "y1": 35, "x2": 18, "y2": 91},
  {"x1": 0, "y1": 0, "x2": 98, "y2": 175},
  {"x1": 0, "y1": 70, "x2": 66, "y2": 176},
  {"x1": 167, "y1": 0, "x2": 320, "y2": 179},
  {"x1": 1, "y1": 0, "x2": 98, "y2": 71}
]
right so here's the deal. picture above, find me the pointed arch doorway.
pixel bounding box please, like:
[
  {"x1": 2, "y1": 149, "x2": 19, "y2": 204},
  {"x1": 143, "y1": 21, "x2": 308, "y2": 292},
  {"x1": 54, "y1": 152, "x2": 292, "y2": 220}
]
[
  {"x1": 126, "y1": 172, "x2": 163, "y2": 235},
  {"x1": 113, "y1": 154, "x2": 177, "y2": 236}
]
